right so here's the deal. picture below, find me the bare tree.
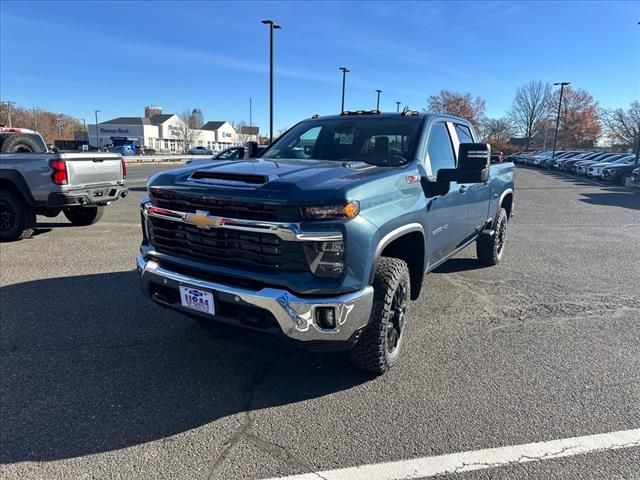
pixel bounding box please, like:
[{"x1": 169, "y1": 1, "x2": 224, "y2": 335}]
[
  {"x1": 479, "y1": 117, "x2": 514, "y2": 143},
  {"x1": 233, "y1": 120, "x2": 258, "y2": 144},
  {"x1": 600, "y1": 101, "x2": 640, "y2": 149},
  {"x1": 177, "y1": 109, "x2": 202, "y2": 152},
  {"x1": 508, "y1": 81, "x2": 552, "y2": 150},
  {"x1": 426, "y1": 90, "x2": 486, "y2": 128}
]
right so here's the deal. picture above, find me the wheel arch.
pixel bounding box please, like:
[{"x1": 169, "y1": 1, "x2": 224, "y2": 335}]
[
  {"x1": 498, "y1": 189, "x2": 514, "y2": 222},
  {"x1": 0, "y1": 170, "x2": 36, "y2": 206},
  {"x1": 371, "y1": 223, "x2": 426, "y2": 301}
]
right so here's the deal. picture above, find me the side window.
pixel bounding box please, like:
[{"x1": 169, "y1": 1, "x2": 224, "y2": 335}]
[
  {"x1": 454, "y1": 124, "x2": 474, "y2": 144},
  {"x1": 426, "y1": 122, "x2": 456, "y2": 176}
]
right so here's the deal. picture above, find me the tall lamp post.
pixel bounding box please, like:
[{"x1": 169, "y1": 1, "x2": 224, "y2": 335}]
[
  {"x1": 261, "y1": 19, "x2": 281, "y2": 144},
  {"x1": 339, "y1": 67, "x2": 349, "y2": 113},
  {"x1": 94, "y1": 110, "x2": 101, "y2": 150},
  {"x1": 396, "y1": 101, "x2": 401, "y2": 112},
  {"x1": 551, "y1": 82, "x2": 570, "y2": 160},
  {"x1": 375, "y1": 89, "x2": 382, "y2": 110}
]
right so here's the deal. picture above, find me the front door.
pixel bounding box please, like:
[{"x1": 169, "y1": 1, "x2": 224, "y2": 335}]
[
  {"x1": 424, "y1": 122, "x2": 468, "y2": 264},
  {"x1": 451, "y1": 123, "x2": 491, "y2": 241}
]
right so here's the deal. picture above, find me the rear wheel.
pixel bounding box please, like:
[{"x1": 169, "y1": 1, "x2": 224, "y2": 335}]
[
  {"x1": 0, "y1": 190, "x2": 35, "y2": 242},
  {"x1": 476, "y1": 207, "x2": 508, "y2": 266},
  {"x1": 349, "y1": 257, "x2": 410, "y2": 374},
  {"x1": 63, "y1": 206, "x2": 105, "y2": 226}
]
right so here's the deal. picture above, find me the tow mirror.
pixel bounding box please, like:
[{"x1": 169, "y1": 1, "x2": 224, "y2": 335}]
[
  {"x1": 437, "y1": 143, "x2": 490, "y2": 184},
  {"x1": 245, "y1": 141, "x2": 258, "y2": 158}
]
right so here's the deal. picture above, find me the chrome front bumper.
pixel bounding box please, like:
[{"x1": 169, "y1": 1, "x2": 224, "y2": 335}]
[{"x1": 136, "y1": 256, "x2": 374, "y2": 343}]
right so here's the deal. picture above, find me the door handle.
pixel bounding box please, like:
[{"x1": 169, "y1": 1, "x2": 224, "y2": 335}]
[{"x1": 459, "y1": 185, "x2": 467, "y2": 193}]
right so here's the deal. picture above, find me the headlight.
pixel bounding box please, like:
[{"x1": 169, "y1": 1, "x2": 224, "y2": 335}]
[
  {"x1": 303, "y1": 241, "x2": 345, "y2": 278},
  {"x1": 301, "y1": 201, "x2": 359, "y2": 220}
]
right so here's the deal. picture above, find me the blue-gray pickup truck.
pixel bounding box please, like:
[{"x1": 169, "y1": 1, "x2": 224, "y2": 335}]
[{"x1": 137, "y1": 111, "x2": 515, "y2": 374}]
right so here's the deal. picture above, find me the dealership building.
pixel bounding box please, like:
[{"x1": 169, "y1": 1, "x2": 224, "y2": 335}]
[{"x1": 87, "y1": 107, "x2": 240, "y2": 153}]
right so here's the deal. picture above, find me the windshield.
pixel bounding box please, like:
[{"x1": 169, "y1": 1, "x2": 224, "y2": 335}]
[{"x1": 262, "y1": 117, "x2": 422, "y2": 166}]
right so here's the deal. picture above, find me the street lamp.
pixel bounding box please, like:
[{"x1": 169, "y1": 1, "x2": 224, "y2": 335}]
[
  {"x1": 551, "y1": 82, "x2": 570, "y2": 160},
  {"x1": 339, "y1": 67, "x2": 349, "y2": 113},
  {"x1": 262, "y1": 19, "x2": 281, "y2": 144},
  {"x1": 375, "y1": 89, "x2": 382, "y2": 110},
  {"x1": 94, "y1": 110, "x2": 101, "y2": 150},
  {"x1": 396, "y1": 101, "x2": 401, "y2": 112}
]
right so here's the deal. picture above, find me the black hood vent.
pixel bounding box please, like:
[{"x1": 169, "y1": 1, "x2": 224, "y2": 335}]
[{"x1": 190, "y1": 171, "x2": 269, "y2": 184}]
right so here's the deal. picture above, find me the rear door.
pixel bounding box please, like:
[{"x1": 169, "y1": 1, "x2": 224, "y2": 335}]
[
  {"x1": 450, "y1": 123, "x2": 491, "y2": 241},
  {"x1": 63, "y1": 153, "x2": 124, "y2": 187}
]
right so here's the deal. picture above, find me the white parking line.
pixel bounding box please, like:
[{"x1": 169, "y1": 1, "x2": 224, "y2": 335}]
[{"x1": 263, "y1": 429, "x2": 640, "y2": 480}]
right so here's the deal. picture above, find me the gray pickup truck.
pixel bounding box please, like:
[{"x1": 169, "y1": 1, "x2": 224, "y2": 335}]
[{"x1": 0, "y1": 127, "x2": 128, "y2": 241}]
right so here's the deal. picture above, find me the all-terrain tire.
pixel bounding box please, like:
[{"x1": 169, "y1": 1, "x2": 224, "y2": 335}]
[
  {"x1": 476, "y1": 207, "x2": 508, "y2": 266},
  {"x1": 0, "y1": 190, "x2": 36, "y2": 242},
  {"x1": 63, "y1": 205, "x2": 105, "y2": 226},
  {"x1": 349, "y1": 257, "x2": 411, "y2": 375},
  {"x1": 0, "y1": 134, "x2": 46, "y2": 153}
]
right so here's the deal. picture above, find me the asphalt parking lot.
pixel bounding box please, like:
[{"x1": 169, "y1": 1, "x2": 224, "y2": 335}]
[{"x1": 1, "y1": 164, "x2": 639, "y2": 480}]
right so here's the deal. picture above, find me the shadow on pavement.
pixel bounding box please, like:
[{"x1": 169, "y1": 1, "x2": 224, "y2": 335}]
[
  {"x1": 432, "y1": 258, "x2": 488, "y2": 274},
  {"x1": 578, "y1": 189, "x2": 640, "y2": 210},
  {"x1": 0, "y1": 271, "x2": 371, "y2": 464}
]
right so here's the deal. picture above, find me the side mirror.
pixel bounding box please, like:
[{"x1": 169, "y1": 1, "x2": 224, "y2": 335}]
[
  {"x1": 420, "y1": 176, "x2": 450, "y2": 198},
  {"x1": 245, "y1": 141, "x2": 258, "y2": 158},
  {"x1": 437, "y1": 143, "x2": 490, "y2": 184}
]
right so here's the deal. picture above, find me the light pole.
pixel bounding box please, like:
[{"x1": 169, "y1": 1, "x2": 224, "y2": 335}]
[
  {"x1": 375, "y1": 89, "x2": 382, "y2": 110},
  {"x1": 261, "y1": 19, "x2": 281, "y2": 144},
  {"x1": 339, "y1": 67, "x2": 349, "y2": 113},
  {"x1": 551, "y1": 82, "x2": 570, "y2": 160},
  {"x1": 94, "y1": 110, "x2": 101, "y2": 150},
  {"x1": 396, "y1": 101, "x2": 401, "y2": 112}
]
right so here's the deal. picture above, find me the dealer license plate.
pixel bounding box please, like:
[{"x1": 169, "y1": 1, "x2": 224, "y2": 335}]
[{"x1": 179, "y1": 286, "x2": 215, "y2": 315}]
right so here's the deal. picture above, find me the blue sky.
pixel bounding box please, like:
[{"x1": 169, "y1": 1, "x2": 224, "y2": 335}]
[{"x1": 1, "y1": 0, "x2": 638, "y2": 133}]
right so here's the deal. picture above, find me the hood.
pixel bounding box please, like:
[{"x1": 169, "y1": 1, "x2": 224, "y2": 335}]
[{"x1": 147, "y1": 157, "x2": 388, "y2": 204}]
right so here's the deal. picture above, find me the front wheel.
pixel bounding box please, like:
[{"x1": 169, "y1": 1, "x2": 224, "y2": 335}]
[
  {"x1": 476, "y1": 207, "x2": 508, "y2": 266},
  {"x1": 349, "y1": 257, "x2": 411, "y2": 375},
  {"x1": 63, "y1": 206, "x2": 105, "y2": 226}
]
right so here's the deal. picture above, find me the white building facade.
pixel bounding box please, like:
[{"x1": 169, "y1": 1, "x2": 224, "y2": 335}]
[{"x1": 88, "y1": 111, "x2": 240, "y2": 153}]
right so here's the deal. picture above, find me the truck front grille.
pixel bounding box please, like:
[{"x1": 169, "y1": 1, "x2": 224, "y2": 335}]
[
  {"x1": 147, "y1": 216, "x2": 309, "y2": 272},
  {"x1": 150, "y1": 191, "x2": 299, "y2": 222}
]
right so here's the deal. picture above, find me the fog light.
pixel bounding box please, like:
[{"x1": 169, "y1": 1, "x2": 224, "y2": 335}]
[{"x1": 315, "y1": 307, "x2": 336, "y2": 329}]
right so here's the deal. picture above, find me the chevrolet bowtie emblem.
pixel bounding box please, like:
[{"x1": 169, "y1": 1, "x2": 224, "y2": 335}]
[{"x1": 185, "y1": 211, "x2": 223, "y2": 229}]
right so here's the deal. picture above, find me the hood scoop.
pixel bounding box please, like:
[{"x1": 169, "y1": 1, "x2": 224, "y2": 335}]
[{"x1": 190, "y1": 171, "x2": 269, "y2": 185}]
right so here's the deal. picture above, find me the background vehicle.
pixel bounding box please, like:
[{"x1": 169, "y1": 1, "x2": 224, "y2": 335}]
[
  {"x1": 137, "y1": 112, "x2": 515, "y2": 374},
  {"x1": 602, "y1": 160, "x2": 638, "y2": 185},
  {"x1": 573, "y1": 153, "x2": 623, "y2": 173},
  {"x1": 632, "y1": 165, "x2": 640, "y2": 185},
  {"x1": 215, "y1": 143, "x2": 268, "y2": 160},
  {"x1": 188, "y1": 146, "x2": 214, "y2": 155},
  {"x1": 0, "y1": 127, "x2": 128, "y2": 241},
  {"x1": 587, "y1": 155, "x2": 634, "y2": 178}
]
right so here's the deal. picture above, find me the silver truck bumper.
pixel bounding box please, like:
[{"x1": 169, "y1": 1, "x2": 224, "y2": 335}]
[{"x1": 136, "y1": 256, "x2": 374, "y2": 343}]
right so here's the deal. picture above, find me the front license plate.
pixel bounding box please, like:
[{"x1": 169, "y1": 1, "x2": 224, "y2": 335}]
[{"x1": 179, "y1": 286, "x2": 215, "y2": 315}]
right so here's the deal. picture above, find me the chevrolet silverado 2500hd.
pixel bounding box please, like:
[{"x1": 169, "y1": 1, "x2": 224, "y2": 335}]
[
  {"x1": 137, "y1": 112, "x2": 515, "y2": 373},
  {"x1": 0, "y1": 127, "x2": 128, "y2": 241}
]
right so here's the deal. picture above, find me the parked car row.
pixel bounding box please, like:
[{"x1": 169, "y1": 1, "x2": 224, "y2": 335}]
[{"x1": 506, "y1": 150, "x2": 639, "y2": 186}]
